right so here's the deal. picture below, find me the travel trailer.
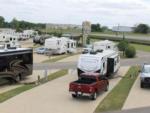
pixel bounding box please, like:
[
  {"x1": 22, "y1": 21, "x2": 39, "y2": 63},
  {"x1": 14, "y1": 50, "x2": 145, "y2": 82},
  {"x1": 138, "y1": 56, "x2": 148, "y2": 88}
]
[
  {"x1": 77, "y1": 49, "x2": 120, "y2": 77},
  {"x1": 0, "y1": 34, "x2": 20, "y2": 48},
  {"x1": 44, "y1": 37, "x2": 76, "y2": 54},
  {"x1": 0, "y1": 47, "x2": 33, "y2": 82},
  {"x1": 93, "y1": 40, "x2": 117, "y2": 52}
]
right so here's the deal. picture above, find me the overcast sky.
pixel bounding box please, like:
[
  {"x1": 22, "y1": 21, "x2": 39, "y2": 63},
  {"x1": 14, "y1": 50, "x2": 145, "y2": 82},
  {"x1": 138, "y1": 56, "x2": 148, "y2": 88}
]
[{"x1": 0, "y1": 0, "x2": 150, "y2": 27}]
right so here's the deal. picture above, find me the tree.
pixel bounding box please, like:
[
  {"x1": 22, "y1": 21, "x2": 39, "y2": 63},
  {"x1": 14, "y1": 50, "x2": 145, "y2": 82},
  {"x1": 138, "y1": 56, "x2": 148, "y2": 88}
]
[
  {"x1": 0, "y1": 16, "x2": 5, "y2": 27},
  {"x1": 11, "y1": 18, "x2": 20, "y2": 31},
  {"x1": 134, "y1": 24, "x2": 149, "y2": 34},
  {"x1": 125, "y1": 45, "x2": 136, "y2": 58},
  {"x1": 91, "y1": 24, "x2": 103, "y2": 32},
  {"x1": 117, "y1": 40, "x2": 129, "y2": 56}
]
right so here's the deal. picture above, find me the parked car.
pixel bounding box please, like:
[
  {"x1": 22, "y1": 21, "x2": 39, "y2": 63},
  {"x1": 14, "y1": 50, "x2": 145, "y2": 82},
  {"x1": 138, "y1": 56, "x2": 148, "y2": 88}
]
[
  {"x1": 140, "y1": 64, "x2": 150, "y2": 88},
  {"x1": 35, "y1": 47, "x2": 48, "y2": 54},
  {"x1": 69, "y1": 73, "x2": 109, "y2": 100}
]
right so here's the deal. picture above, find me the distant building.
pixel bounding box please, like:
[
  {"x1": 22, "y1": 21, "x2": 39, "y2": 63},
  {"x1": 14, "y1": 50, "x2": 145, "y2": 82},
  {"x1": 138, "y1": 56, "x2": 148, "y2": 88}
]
[
  {"x1": 112, "y1": 26, "x2": 134, "y2": 32},
  {"x1": 46, "y1": 23, "x2": 82, "y2": 29}
]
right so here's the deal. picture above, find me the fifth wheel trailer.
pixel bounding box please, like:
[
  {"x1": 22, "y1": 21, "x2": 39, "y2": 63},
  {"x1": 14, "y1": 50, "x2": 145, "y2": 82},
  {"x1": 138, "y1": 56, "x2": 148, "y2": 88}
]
[
  {"x1": 77, "y1": 49, "x2": 120, "y2": 77},
  {"x1": 0, "y1": 48, "x2": 33, "y2": 82},
  {"x1": 44, "y1": 37, "x2": 76, "y2": 54}
]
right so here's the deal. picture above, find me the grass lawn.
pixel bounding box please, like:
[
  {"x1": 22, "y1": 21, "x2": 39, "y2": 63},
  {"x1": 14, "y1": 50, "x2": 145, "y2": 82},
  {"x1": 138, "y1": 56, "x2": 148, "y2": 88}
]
[
  {"x1": 0, "y1": 69, "x2": 68, "y2": 103},
  {"x1": 131, "y1": 43, "x2": 150, "y2": 52},
  {"x1": 95, "y1": 66, "x2": 139, "y2": 113}
]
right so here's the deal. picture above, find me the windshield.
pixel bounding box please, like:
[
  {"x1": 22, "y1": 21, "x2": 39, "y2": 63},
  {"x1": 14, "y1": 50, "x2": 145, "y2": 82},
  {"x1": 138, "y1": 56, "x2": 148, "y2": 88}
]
[{"x1": 143, "y1": 66, "x2": 150, "y2": 73}]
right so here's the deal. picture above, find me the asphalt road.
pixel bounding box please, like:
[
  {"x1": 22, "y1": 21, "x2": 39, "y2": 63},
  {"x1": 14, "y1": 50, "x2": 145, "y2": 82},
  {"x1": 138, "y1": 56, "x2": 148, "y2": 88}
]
[
  {"x1": 33, "y1": 58, "x2": 150, "y2": 70},
  {"x1": 91, "y1": 33, "x2": 150, "y2": 42},
  {"x1": 104, "y1": 107, "x2": 150, "y2": 113}
]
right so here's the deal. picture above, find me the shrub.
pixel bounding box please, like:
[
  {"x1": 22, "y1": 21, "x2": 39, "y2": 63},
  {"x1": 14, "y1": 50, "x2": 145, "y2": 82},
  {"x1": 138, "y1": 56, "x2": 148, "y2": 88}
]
[
  {"x1": 117, "y1": 40, "x2": 129, "y2": 51},
  {"x1": 125, "y1": 45, "x2": 136, "y2": 58}
]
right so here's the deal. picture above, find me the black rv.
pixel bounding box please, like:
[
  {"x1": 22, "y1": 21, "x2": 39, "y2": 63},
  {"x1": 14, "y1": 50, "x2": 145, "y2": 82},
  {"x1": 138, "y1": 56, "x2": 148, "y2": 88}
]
[{"x1": 0, "y1": 48, "x2": 33, "y2": 82}]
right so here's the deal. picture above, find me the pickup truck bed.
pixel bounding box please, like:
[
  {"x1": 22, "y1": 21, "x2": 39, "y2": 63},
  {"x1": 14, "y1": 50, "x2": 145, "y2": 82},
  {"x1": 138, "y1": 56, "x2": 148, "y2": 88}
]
[
  {"x1": 74, "y1": 78, "x2": 96, "y2": 84},
  {"x1": 69, "y1": 73, "x2": 109, "y2": 100}
]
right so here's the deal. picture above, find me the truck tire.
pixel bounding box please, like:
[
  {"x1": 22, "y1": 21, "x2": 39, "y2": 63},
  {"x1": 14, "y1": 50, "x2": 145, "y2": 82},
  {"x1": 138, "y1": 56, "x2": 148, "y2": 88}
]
[
  {"x1": 141, "y1": 82, "x2": 145, "y2": 88},
  {"x1": 90, "y1": 92, "x2": 97, "y2": 100},
  {"x1": 72, "y1": 94, "x2": 77, "y2": 98},
  {"x1": 105, "y1": 84, "x2": 109, "y2": 91}
]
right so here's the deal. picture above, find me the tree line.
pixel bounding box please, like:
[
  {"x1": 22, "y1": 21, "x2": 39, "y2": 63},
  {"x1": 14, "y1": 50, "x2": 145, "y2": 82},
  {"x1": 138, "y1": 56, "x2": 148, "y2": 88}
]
[
  {"x1": 0, "y1": 16, "x2": 45, "y2": 32},
  {"x1": 91, "y1": 23, "x2": 150, "y2": 34}
]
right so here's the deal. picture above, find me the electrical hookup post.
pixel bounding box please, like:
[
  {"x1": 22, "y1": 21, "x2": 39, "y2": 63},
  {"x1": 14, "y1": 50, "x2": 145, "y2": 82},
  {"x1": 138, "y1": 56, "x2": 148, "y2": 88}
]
[
  {"x1": 44, "y1": 69, "x2": 48, "y2": 82},
  {"x1": 82, "y1": 21, "x2": 91, "y2": 47}
]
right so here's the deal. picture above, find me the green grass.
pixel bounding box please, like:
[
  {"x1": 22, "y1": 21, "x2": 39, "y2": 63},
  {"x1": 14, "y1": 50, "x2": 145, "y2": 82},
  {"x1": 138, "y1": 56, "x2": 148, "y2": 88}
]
[
  {"x1": 91, "y1": 32, "x2": 150, "y2": 37},
  {"x1": 0, "y1": 69, "x2": 68, "y2": 103},
  {"x1": 42, "y1": 53, "x2": 78, "y2": 63},
  {"x1": 0, "y1": 84, "x2": 35, "y2": 103},
  {"x1": 131, "y1": 43, "x2": 150, "y2": 52},
  {"x1": 95, "y1": 66, "x2": 139, "y2": 113}
]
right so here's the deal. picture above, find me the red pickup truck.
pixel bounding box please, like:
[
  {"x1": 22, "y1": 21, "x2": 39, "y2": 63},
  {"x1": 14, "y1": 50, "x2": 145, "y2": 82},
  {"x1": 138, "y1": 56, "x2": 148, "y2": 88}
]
[{"x1": 69, "y1": 73, "x2": 109, "y2": 100}]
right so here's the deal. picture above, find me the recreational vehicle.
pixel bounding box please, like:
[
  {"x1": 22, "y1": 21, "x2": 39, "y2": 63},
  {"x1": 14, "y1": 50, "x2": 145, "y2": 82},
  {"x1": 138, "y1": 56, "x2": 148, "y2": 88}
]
[
  {"x1": 77, "y1": 49, "x2": 120, "y2": 77},
  {"x1": 0, "y1": 48, "x2": 33, "y2": 82},
  {"x1": 0, "y1": 34, "x2": 20, "y2": 48},
  {"x1": 44, "y1": 37, "x2": 76, "y2": 54},
  {"x1": 93, "y1": 40, "x2": 117, "y2": 52},
  {"x1": 0, "y1": 34, "x2": 21, "y2": 47}
]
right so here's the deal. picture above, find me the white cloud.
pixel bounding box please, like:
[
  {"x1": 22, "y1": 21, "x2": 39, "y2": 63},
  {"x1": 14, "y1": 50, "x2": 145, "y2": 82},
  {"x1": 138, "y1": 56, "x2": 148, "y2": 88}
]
[{"x1": 0, "y1": 0, "x2": 150, "y2": 27}]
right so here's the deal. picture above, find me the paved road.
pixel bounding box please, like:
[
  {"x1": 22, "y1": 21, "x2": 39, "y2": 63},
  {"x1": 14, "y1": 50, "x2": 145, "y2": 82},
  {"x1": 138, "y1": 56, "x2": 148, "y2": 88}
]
[
  {"x1": 91, "y1": 33, "x2": 150, "y2": 42},
  {"x1": 33, "y1": 58, "x2": 150, "y2": 70},
  {"x1": 123, "y1": 76, "x2": 150, "y2": 110},
  {"x1": 0, "y1": 67, "x2": 129, "y2": 113},
  {"x1": 104, "y1": 107, "x2": 150, "y2": 113},
  {"x1": 33, "y1": 51, "x2": 150, "y2": 70}
]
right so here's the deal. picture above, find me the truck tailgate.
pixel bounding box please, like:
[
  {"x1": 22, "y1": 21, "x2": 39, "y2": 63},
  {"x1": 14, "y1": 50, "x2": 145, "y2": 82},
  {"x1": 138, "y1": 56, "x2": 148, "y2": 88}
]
[{"x1": 69, "y1": 82, "x2": 94, "y2": 94}]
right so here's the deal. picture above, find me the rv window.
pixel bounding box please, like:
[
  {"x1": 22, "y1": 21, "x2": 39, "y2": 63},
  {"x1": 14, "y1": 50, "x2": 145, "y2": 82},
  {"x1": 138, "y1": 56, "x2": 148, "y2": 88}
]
[
  {"x1": 67, "y1": 43, "x2": 70, "y2": 48},
  {"x1": 108, "y1": 46, "x2": 110, "y2": 49},
  {"x1": 3, "y1": 36, "x2": 5, "y2": 38},
  {"x1": 57, "y1": 41, "x2": 60, "y2": 45},
  {"x1": 10, "y1": 37, "x2": 12, "y2": 41},
  {"x1": 71, "y1": 43, "x2": 73, "y2": 48}
]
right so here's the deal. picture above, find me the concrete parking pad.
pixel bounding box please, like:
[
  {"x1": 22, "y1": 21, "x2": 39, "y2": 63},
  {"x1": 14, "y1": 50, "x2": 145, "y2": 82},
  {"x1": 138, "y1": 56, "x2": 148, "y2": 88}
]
[
  {"x1": 123, "y1": 76, "x2": 150, "y2": 110},
  {"x1": 0, "y1": 67, "x2": 129, "y2": 113}
]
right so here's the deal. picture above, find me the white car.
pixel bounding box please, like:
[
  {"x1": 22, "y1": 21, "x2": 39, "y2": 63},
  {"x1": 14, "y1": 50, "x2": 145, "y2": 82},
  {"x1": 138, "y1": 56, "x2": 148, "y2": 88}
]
[{"x1": 140, "y1": 64, "x2": 150, "y2": 88}]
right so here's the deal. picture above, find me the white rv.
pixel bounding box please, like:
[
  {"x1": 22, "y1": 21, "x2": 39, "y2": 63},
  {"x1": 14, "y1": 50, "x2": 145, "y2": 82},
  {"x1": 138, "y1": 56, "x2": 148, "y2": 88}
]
[
  {"x1": 0, "y1": 34, "x2": 20, "y2": 48},
  {"x1": 44, "y1": 37, "x2": 76, "y2": 54},
  {"x1": 77, "y1": 49, "x2": 120, "y2": 77},
  {"x1": 93, "y1": 40, "x2": 117, "y2": 51}
]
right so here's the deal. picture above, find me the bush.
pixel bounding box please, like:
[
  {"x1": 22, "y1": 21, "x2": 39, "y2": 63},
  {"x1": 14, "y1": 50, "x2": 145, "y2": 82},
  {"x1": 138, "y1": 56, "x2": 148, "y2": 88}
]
[
  {"x1": 117, "y1": 40, "x2": 129, "y2": 51},
  {"x1": 125, "y1": 45, "x2": 136, "y2": 58}
]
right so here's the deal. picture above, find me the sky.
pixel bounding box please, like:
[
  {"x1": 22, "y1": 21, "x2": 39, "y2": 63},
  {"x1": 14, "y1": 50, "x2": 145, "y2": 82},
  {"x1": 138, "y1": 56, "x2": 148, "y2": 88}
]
[{"x1": 0, "y1": 0, "x2": 150, "y2": 27}]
